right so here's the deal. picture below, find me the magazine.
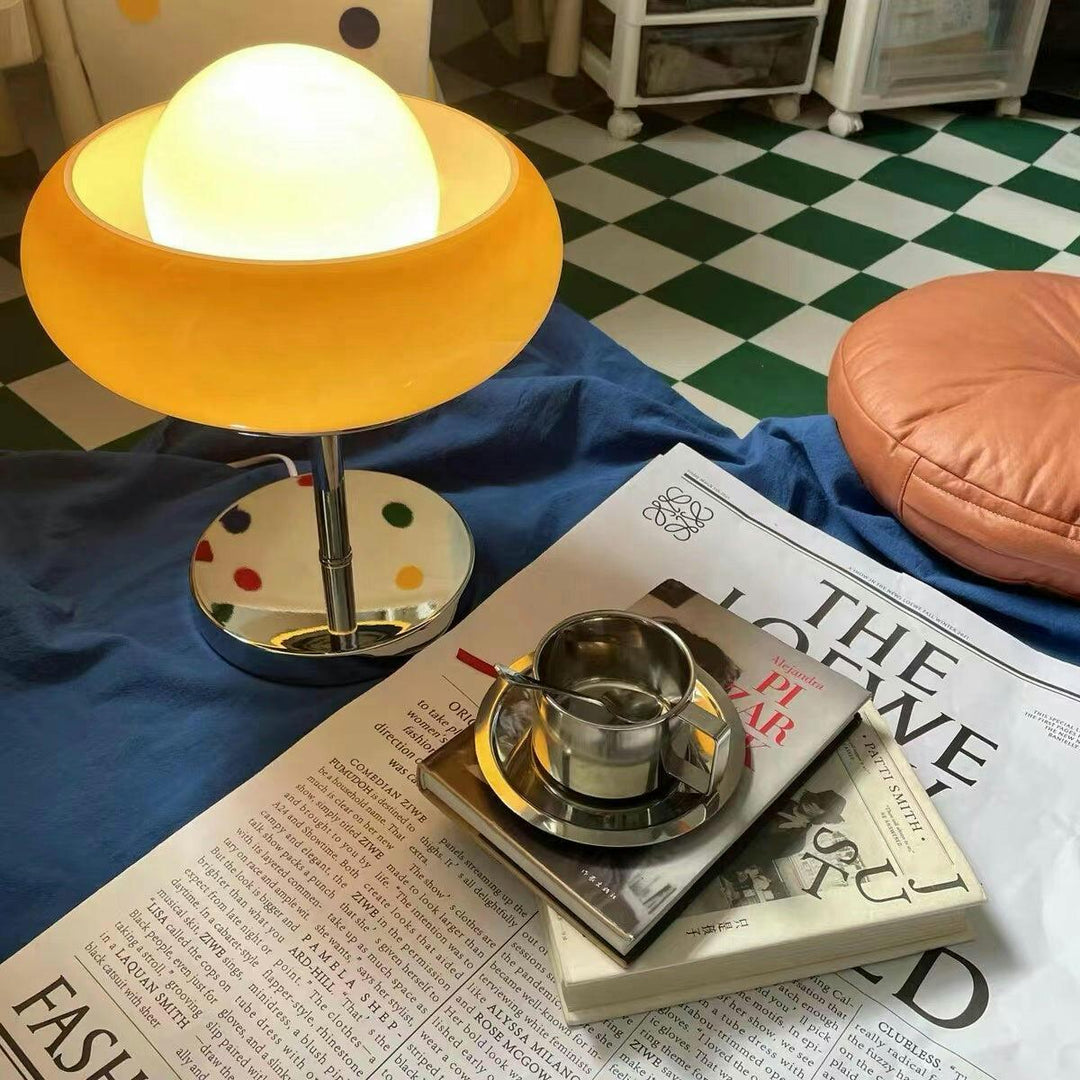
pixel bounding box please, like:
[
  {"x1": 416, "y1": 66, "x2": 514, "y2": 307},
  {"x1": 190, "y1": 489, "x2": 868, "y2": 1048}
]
[
  {"x1": 418, "y1": 580, "x2": 869, "y2": 960},
  {"x1": 544, "y1": 702, "x2": 985, "y2": 1023},
  {"x1": 0, "y1": 444, "x2": 1074, "y2": 1080}
]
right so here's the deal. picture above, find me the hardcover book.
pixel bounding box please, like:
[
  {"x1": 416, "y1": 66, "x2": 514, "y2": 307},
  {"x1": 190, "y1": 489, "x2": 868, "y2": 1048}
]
[
  {"x1": 544, "y1": 702, "x2": 987, "y2": 1024},
  {"x1": 417, "y1": 580, "x2": 870, "y2": 961}
]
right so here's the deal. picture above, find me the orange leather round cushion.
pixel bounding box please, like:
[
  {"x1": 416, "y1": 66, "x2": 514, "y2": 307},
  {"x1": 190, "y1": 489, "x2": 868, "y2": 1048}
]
[{"x1": 829, "y1": 271, "x2": 1080, "y2": 596}]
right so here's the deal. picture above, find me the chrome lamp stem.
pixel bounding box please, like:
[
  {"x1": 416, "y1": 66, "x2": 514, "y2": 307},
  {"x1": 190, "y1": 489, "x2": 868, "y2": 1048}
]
[{"x1": 310, "y1": 434, "x2": 358, "y2": 649}]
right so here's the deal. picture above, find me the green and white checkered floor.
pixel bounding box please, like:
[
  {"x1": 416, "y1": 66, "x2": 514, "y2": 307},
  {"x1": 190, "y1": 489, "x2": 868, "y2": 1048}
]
[{"x1": 4, "y1": 58, "x2": 1080, "y2": 448}]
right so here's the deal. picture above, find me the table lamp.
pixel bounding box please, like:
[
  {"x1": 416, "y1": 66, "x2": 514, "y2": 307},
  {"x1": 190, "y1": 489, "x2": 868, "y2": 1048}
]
[{"x1": 21, "y1": 43, "x2": 562, "y2": 683}]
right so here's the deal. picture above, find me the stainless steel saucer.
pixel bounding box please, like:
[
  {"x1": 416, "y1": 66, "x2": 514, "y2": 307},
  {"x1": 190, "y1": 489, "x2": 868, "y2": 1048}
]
[{"x1": 474, "y1": 655, "x2": 744, "y2": 847}]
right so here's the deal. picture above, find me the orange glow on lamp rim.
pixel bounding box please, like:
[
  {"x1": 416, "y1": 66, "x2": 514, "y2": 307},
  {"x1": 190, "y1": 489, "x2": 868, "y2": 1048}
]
[{"x1": 21, "y1": 96, "x2": 563, "y2": 436}]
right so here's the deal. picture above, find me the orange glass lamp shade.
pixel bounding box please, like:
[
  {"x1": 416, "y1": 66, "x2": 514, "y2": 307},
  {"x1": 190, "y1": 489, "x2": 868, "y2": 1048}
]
[
  {"x1": 19, "y1": 45, "x2": 562, "y2": 682},
  {"x1": 22, "y1": 64, "x2": 561, "y2": 434}
]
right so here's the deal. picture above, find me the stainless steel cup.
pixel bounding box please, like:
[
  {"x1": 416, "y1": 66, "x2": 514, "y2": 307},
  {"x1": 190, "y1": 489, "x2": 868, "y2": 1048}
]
[{"x1": 531, "y1": 610, "x2": 733, "y2": 801}]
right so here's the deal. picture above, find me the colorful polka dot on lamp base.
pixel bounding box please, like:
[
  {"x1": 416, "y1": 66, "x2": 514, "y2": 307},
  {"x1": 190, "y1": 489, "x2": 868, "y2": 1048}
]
[
  {"x1": 190, "y1": 469, "x2": 473, "y2": 683},
  {"x1": 395, "y1": 565, "x2": 424, "y2": 590}
]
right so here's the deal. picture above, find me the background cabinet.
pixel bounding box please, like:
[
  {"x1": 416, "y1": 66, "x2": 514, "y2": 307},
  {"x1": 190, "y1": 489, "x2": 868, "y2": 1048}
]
[
  {"x1": 580, "y1": 0, "x2": 829, "y2": 136},
  {"x1": 815, "y1": 0, "x2": 1051, "y2": 136}
]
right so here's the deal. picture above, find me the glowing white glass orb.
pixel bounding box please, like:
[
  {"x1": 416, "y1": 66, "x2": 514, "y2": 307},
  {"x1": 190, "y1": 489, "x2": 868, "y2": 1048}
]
[{"x1": 142, "y1": 43, "x2": 440, "y2": 260}]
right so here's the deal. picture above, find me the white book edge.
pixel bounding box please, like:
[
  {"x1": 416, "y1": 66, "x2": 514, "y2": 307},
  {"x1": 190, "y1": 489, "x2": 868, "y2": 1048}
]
[{"x1": 545, "y1": 910, "x2": 975, "y2": 1026}]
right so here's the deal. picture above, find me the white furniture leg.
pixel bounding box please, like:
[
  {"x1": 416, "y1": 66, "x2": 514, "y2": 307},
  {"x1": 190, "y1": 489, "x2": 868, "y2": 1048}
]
[
  {"x1": 995, "y1": 96, "x2": 1022, "y2": 117},
  {"x1": 769, "y1": 93, "x2": 801, "y2": 122},
  {"x1": 608, "y1": 107, "x2": 642, "y2": 139},
  {"x1": 547, "y1": 0, "x2": 584, "y2": 78},
  {"x1": 828, "y1": 108, "x2": 863, "y2": 137}
]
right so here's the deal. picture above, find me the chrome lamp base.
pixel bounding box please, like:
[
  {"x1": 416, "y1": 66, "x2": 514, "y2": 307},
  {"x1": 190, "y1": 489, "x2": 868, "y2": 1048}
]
[{"x1": 190, "y1": 435, "x2": 473, "y2": 684}]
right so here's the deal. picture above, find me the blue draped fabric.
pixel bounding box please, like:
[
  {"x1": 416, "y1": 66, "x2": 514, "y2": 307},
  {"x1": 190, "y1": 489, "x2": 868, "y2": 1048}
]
[{"x1": 2, "y1": 302, "x2": 1077, "y2": 961}]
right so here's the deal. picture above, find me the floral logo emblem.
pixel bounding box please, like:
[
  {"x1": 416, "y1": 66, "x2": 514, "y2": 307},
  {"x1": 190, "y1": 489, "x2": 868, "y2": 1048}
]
[{"x1": 642, "y1": 486, "x2": 714, "y2": 541}]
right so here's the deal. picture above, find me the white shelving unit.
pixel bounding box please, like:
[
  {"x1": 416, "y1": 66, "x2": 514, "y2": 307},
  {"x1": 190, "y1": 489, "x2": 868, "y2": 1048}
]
[
  {"x1": 580, "y1": 0, "x2": 829, "y2": 137},
  {"x1": 814, "y1": 0, "x2": 1052, "y2": 136}
]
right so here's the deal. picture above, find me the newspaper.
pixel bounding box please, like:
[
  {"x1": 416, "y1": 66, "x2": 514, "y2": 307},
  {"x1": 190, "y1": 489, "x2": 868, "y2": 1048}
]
[{"x1": 1, "y1": 443, "x2": 1077, "y2": 1080}]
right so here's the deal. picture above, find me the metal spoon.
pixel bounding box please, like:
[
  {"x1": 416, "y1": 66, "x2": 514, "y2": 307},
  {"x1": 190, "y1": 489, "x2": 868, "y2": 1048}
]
[{"x1": 494, "y1": 663, "x2": 665, "y2": 724}]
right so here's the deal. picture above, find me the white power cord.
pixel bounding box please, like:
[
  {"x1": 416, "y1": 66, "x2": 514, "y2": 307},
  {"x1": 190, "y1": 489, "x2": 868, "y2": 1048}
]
[{"x1": 226, "y1": 453, "x2": 299, "y2": 478}]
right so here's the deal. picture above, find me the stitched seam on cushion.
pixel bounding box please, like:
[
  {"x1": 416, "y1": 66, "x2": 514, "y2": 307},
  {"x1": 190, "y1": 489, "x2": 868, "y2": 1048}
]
[
  {"x1": 907, "y1": 472, "x2": 1080, "y2": 544},
  {"x1": 904, "y1": 502, "x2": 1080, "y2": 596},
  {"x1": 836, "y1": 335, "x2": 1080, "y2": 531},
  {"x1": 916, "y1": 456, "x2": 1080, "y2": 532},
  {"x1": 896, "y1": 453, "x2": 920, "y2": 522},
  {"x1": 906, "y1": 499, "x2": 1076, "y2": 572}
]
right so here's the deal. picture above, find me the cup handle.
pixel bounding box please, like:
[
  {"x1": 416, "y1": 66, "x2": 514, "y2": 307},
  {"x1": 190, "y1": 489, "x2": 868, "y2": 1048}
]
[{"x1": 662, "y1": 693, "x2": 736, "y2": 795}]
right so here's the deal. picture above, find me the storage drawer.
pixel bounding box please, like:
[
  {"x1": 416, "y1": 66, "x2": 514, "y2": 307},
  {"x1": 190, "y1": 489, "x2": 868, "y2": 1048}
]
[
  {"x1": 637, "y1": 17, "x2": 818, "y2": 96},
  {"x1": 864, "y1": 0, "x2": 1040, "y2": 96}
]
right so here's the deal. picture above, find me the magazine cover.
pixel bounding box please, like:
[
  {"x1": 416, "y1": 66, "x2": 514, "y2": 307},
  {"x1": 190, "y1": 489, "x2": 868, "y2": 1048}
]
[
  {"x1": 545, "y1": 703, "x2": 986, "y2": 1020},
  {"x1": 418, "y1": 580, "x2": 869, "y2": 960}
]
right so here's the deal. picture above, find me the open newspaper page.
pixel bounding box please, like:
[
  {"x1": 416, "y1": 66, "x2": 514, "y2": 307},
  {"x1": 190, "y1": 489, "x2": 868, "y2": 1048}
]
[{"x1": 0, "y1": 443, "x2": 1077, "y2": 1080}]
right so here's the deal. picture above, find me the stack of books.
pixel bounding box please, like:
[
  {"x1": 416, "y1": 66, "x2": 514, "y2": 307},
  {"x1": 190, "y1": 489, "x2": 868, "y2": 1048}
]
[{"x1": 418, "y1": 581, "x2": 985, "y2": 1024}]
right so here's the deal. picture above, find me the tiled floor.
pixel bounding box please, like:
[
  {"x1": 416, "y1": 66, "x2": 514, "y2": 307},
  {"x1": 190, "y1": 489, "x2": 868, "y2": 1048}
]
[{"x1": 4, "y1": 53, "x2": 1080, "y2": 448}]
